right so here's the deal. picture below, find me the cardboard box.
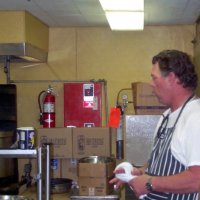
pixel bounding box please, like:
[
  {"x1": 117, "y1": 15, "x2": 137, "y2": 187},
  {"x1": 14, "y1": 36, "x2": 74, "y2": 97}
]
[
  {"x1": 132, "y1": 82, "x2": 167, "y2": 115},
  {"x1": 78, "y1": 177, "x2": 113, "y2": 196},
  {"x1": 78, "y1": 160, "x2": 115, "y2": 178},
  {"x1": 61, "y1": 158, "x2": 78, "y2": 181},
  {"x1": 49, "y1": 158, "x2": 78, "y2": 180},
  {"x1": 37, "y1": 128, "x2": 73, "y2": 158},
  {"x1": 50, "y1": 158, "x2": 61, "y2": 178},
  {"x1": 73, "y1": 127, "x2": 111, "y2": 159}
]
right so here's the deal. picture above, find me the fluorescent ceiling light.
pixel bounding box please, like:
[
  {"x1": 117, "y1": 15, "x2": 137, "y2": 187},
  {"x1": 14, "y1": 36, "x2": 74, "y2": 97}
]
[
  {"x1": 99, "y1": 0, "x2": 144, "y2": 11},
  {"x1": 105, "y1": 11, "x2": 144, "y2": 30}
]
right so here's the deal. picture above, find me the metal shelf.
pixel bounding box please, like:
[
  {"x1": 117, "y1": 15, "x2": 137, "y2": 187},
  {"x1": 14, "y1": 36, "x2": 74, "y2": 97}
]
[
  {"x1": 0, "y1": 145, "x2": 50, "y2": 200},
  {"x1": 0, "y1": 149, "x2": 37, "y2": 158}
]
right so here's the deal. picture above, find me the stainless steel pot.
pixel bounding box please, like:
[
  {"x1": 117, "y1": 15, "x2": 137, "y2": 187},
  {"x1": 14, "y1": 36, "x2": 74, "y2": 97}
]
[
  {"x1": 0, "y1": 196, "x2": 32, "y2": 200},
  {"x1": 78, "y1": 156, "x2": 115, "y2": 164}
]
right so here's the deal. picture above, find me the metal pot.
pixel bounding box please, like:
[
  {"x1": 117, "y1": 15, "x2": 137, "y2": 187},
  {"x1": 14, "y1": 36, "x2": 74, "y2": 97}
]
[
  {"x1": 0, "y1": 196, "x2": 32, "y2": 200},
  {"x1": 50, "y1": 178, "x2": 72, "y2": 194},
  {"x1": 78, "y1": 156, "x2": 115, "y2": 164}
]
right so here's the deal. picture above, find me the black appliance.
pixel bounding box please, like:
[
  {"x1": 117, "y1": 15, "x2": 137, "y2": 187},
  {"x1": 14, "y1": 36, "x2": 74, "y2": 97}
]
[{"x1": 0, "y1": 84, "x2": 18, "y2": 194}]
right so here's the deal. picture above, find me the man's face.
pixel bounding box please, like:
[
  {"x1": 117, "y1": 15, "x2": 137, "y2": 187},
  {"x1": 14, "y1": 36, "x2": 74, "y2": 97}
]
[{"x1": 150, "y1": 62, "x2": 172, "y2": 106}]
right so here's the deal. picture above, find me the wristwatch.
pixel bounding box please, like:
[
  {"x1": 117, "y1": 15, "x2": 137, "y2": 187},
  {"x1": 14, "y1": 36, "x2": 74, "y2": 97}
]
[{"x1": 145, "y1": 177, "x2": 153, "y2": 192}]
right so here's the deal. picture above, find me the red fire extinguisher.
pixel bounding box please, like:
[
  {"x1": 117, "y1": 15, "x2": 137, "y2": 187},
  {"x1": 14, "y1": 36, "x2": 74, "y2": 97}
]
[{"x1": 38, "y1": 85, "x2": 56, "y2": 128}]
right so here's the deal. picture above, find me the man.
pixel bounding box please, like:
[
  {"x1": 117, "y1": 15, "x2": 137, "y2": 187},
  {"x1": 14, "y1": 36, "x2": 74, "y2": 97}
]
[{"x1": 110, "y1": 50, "x2": 200, "y2": 199}]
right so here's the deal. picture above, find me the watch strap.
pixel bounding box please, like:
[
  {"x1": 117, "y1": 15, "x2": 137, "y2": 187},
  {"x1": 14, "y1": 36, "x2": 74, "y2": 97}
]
[{"x1": 145, "y1": 177, "x2": 153, "y2": 192}]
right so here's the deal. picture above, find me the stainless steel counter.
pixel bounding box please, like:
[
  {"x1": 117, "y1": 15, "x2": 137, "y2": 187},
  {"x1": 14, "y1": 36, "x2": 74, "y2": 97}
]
[{"x1": 20, "y1": 186, "x2": 70, "y2": 200}]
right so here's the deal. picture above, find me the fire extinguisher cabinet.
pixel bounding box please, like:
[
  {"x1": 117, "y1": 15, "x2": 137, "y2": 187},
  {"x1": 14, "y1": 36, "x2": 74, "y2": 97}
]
[{"x1": 64, "y1": 82, "x2": 102, "y2": 127}]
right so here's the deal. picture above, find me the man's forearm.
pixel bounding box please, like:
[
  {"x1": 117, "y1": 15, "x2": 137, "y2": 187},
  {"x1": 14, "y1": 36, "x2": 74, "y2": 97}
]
[{"x1": 152, "y1": 166, "x2": 200, "y2": 194}]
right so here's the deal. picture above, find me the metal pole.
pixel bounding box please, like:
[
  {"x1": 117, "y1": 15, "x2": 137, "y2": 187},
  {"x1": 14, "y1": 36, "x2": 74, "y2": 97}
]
[
  {"x1": 9, "y1": 80, "x2": 103, "y2": 83},
  {"x1": 45, "y1": 144, "x2": 50, "y2": 200},
  {"x1": 37, "y1": 147, "x2": 42, "y2": 200}
]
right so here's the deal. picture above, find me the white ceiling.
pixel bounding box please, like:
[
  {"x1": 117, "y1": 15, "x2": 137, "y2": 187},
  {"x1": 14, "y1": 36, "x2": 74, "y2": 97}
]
[{"x1": 0, "y1": 0, "x2": 200, "y2": 27}]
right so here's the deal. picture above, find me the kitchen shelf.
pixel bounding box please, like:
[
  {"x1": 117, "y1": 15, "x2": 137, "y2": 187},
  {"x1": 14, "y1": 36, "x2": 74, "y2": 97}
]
[
  {"x1": 0, "y1": 145, "x2": 50, "y2": 200},
  {"x1": 0, "y1": 149, "x2": 37, "y2": 158}
]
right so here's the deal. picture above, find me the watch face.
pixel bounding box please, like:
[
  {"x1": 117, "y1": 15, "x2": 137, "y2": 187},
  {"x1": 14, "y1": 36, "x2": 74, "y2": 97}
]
[{"x1": 146, "y1": 181, "x2": 153, "y2": 192}]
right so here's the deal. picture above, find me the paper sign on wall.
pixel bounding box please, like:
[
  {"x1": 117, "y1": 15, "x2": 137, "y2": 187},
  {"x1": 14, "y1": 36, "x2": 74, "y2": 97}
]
[{"x1": 83, "y1": 84, "x2": 94, "y2": 108}]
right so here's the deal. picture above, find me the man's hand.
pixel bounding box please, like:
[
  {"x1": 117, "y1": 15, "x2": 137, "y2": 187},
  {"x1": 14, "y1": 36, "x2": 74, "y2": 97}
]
[
  {"x1": 128, "y1": 174, "x2": 151, "y2": 197},
  {"x1": 109, "y1": 162, "x2": 136, "y2": 189}
]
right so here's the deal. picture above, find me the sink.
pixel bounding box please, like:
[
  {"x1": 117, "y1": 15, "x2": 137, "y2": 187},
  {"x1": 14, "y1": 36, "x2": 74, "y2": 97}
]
[{"x1": 0, "y1": 196, "x2": 32, "y2": 200}]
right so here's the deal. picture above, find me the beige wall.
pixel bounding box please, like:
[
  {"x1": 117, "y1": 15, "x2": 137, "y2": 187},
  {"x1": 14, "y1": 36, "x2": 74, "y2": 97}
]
[
  {"x1": 194, "y1": 21, "x2": 200, "y2": 95},
  {"x1": 0, "y1": 25, "x2": 195, "y2": 128}
]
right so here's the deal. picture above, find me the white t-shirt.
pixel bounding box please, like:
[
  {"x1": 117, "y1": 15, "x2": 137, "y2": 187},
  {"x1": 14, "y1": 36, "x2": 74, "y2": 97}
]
[{"x1": 155, "y1": 98, "x2": 200, "y2": 167}]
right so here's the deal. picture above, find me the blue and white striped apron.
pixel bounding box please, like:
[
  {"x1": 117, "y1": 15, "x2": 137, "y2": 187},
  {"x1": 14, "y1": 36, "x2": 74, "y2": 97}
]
[{"x1": 144, "y1": 126, "x2": 198, "y2": 200}]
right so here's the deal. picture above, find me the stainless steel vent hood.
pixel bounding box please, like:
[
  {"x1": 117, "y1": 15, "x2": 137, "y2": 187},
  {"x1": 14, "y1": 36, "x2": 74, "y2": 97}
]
[
  {"x1": 0, "y1": 11, "x2": 49, "y2": 63},
  {"x1": 0, "y1": 43, "x2": 48, "y2": 63}
]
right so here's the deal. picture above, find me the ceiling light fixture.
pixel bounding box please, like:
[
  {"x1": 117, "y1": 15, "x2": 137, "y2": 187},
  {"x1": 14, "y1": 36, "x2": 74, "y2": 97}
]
[
  {"x1": 99, "y1": 0, "x2": 144, "y2": 31},
  {"x1": 106, "y1": 11, "x2": 144, "y2": 30},
  {"x1": 99, "y1": 0, "x2": 144, "y2": 11}
]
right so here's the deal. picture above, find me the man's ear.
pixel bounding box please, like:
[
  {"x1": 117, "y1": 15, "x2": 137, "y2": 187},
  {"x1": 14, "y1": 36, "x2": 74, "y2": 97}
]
[{"x1": 168, "y1": 72, "x2": 179, "y2": 84}]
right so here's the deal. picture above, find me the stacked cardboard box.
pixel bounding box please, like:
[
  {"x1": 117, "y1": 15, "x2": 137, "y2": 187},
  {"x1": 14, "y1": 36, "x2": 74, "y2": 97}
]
[
  {"x1": 49, "y1": 158, "x2": 78, "y2": 180},
  {"x1": 37, "y1": 127, "x2": 115, "y2": 181},
  {"x1": 73, "y1": 127, "x2": 112, "y2": 159},
  {"x1": 132, "y1": 82, "x2": 167, "y2": 115},
  {"x1": 78, "y1": 157, "x2": 116, "y2": 196},
  {"x1": 37, "y1": 127, "x2": 73, "y2": 158}
]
